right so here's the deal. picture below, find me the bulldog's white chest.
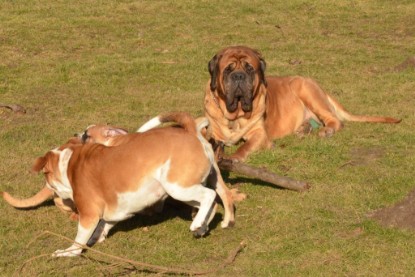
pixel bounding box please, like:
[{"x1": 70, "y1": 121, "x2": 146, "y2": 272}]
[
  {"x1": 103, "y1": 178, "x2": 167, "y2": 222},
  {"x1": 47, "y1": 148, "x2": 74, "y2": 200},
  {"x1": 47, "y1": 180, "x2": 73, "y2": 200}
]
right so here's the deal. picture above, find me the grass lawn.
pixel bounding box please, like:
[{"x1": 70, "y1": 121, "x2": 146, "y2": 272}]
[{"x1": 1, "y1": 0, "x2": 414, "y2": 276}]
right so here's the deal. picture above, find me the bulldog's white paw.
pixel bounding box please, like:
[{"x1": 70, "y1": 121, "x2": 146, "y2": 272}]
[
  {"x1": 52, "y1": 247, "x2": 82, "y2": 257},
  {"x1": 221, "y1": 219, "x2": 235, "y2": 229},
  {"x1": 97, "y1": 233, "x2": 107, "y2": 243}
]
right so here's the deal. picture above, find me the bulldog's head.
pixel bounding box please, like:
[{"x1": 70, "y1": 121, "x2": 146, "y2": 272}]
[
  {"x1": 78, "y1": 125, "x2": 128, "y2": 146},
  {"x1": 208, "y1": 46, "x2": 267, "y2": 119},
  {"x1": 31, "y1": 138, "x2": 81, "y2": 192}
]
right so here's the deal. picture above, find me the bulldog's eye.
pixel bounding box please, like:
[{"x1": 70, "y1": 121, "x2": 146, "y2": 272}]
[{"x1": 81, "y1": 132, "x2": 90, "y2": 143}]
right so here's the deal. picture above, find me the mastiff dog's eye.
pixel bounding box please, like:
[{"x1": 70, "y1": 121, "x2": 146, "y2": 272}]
[
  {"x1": 224, "y1": 64, "x2": 235, "y2": 73},
  {"x1": 244, "y1": 63, "x2": 254, "y2": 73}
]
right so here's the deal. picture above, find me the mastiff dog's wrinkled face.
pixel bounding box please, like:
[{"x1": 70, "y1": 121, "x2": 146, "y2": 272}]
[{"x1": 208, "y1": 46, "x2": 267, "y2": 117}]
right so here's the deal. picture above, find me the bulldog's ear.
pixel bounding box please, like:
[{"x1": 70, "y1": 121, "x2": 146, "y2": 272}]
[
  {"x1": 104, "y1": 127, "x2": 128, "y2": 138},
  {"x1": 208, "y1": 54, "x2": 220, "y2": 91},
  {"x1": 31, "y1": 155, "x2": 47, "y2": 173},
  {"x1": 259, "y1": 56, "x2": 267, "y2": 87}
]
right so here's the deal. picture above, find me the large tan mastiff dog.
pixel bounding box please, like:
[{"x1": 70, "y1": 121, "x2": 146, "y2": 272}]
[{"x1": 204, "y1": 46, "x2": 401, "y2": 161}]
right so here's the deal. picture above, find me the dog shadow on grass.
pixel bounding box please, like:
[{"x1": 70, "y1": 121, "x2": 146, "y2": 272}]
[
  {"x1": 108, "y1": 198, "x2": 224, "y2": 239},
  {"x1": 8, "y1": 197, "x2": 223, "y2": 238},
  {"x1": 112, "y1": 174, "x2": 286, "y2": 239}
]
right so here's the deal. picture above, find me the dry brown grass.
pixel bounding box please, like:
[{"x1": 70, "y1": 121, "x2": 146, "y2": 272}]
[{"x1": 1, "y1": 1, "x2": 414, "y2": 276}]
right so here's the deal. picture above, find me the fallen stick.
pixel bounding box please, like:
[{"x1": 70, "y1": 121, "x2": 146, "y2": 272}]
[
  {"x1": 218, "y1": 159, "x2": 310, "y2": 192},
  {"x1": 0, "y1": 103, "x2": 26, "y2": 114}
]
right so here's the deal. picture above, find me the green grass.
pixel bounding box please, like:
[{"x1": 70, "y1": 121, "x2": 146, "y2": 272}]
[{"x1": 1, "y1": 0, "x2": 415, "y2": 276}]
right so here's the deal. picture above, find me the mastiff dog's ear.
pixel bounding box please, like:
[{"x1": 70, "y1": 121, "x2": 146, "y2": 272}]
[
  {"x1": 208, "y1": 54, "x2": 220, "y2": 92},
  {"x1": 258, "y1": 55, "x2": 267, "y2": 87}
]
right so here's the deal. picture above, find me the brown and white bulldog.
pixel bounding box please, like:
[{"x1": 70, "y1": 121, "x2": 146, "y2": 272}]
[
  {"x1": 3, "y1": 115, "x2": 239, "y2": 222},
  {"x1": 204, "y1": 46, "x2": 401, "y2": 161},
  {"x1": 32, "y1": 112, "x2": 234, "y2": 257}
]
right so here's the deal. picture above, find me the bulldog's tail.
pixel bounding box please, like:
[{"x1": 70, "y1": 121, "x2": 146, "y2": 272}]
[
  {"x1": 2, "y1": 186, "x2": 54, "y2": 208},
  {"x1": 327, "y1": 95, "x2": 401, "y2": 124},
  {"x1": 137, "y1": 112, "x2": 206, "y2": 135},
  {"x1": 138, "y1": 112, "x2": 213, "y2": 162}
]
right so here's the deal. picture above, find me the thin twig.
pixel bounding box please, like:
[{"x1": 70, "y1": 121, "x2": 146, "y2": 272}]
[
  {"x1": 14, "y1": 253, "x2": 51, "y2": 277},
  {"x1": 16, "y1": 230, "x2": 246, "y2": 276},
  {"x1": 338, "y1": 160, "x2": 356, "y2": 169},
  {"x1": 27, "y1": 231, "x2": 51, "y2": 248},
  {"x1": 81, "y1": 253, "x2": 112, "y2": 276}
]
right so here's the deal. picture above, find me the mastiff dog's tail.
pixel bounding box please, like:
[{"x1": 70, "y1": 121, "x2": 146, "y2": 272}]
[{"x1": 327, "y1": 95, "x2": 401, "y2": 124}]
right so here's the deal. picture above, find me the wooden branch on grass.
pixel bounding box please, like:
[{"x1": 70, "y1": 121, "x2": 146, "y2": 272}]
[
  {"x1": 218, "y1": 159, "x2": 310, "y2": 192},
  {"x1": 0, "y1": 103, "x2": 26, "y2": 114}
]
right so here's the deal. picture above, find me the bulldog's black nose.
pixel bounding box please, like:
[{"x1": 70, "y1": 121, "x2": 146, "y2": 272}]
[{"x1": 231, "y1": 72, "x2": 246, "y2": 82}]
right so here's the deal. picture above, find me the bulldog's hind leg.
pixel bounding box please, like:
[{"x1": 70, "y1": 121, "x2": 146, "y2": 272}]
[
  {"x1": 53, "y1": 215, "x2": 100, "y2": 257},
  {"x1": 207, "y1": 164, "x2": 235, "y2": 228},
  {"x1": 162, "y1": 183, "x2": 217, "y2": 237}
]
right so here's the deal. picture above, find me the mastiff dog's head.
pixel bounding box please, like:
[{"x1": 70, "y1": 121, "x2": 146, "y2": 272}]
[{"x1": 208, "y1": 46, "x2": 267, "y2": 119}]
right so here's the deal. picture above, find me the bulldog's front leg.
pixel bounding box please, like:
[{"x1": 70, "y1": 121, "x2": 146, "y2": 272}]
[
  {"x1": 90, "y1": 221, "x2": 115, "y2": 244},
  {"x1": 53, "y1": 216, "x2": 100, "y2": 257},
  {"x1": 209, "y1": 139, "x2": 225, "y2": 161}
]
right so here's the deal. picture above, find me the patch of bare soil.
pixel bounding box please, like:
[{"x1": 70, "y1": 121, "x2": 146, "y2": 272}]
[
  {"x1": 369, "y1": 188, "x2": 415, "y2": 231},
  {"x1": 394, "y1": 56, "x2": 415, "y2": 72},
  {"x1": 370, "y1": 56, "x2": 415, "y2": 73},
  {"x1": 350, "y1": 146, "x2": 385, "y2": 165},
  {"x1": 340, "y1": 146, "x2": 385, "y2": 168},
  {"x1": 0, "y1": 103, "x2": 26, "y2": 114},
  {"x1": 345, "y1": 147, "x2": 415, "y2": 231}
]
